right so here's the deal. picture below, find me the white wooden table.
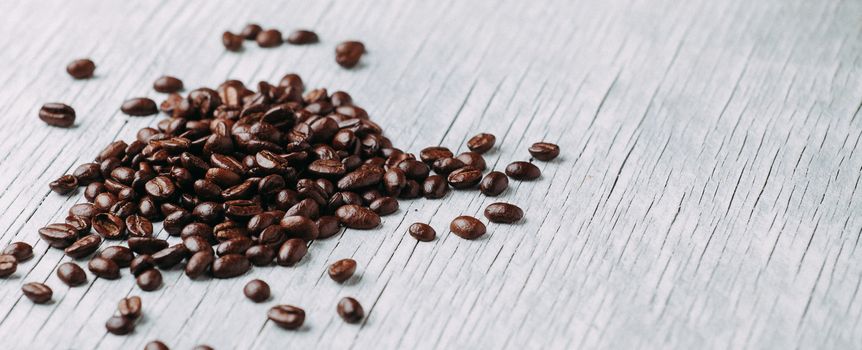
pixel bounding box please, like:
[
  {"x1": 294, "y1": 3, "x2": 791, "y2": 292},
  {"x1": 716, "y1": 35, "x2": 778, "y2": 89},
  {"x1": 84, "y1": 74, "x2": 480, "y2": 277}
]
[{"x1": 0, "y1": 0, "x2": 860, "y2": 348}]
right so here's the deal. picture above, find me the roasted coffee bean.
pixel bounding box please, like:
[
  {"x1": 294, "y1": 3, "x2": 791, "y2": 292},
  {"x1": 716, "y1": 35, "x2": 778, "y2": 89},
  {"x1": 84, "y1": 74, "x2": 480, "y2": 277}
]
[
  {"x1": 479, "y1": 171, "x2": 508, "y2": 196},
  {"x1": 56, "y1": 262, "x2": 87, "y2": 286},
  {"x1": 446, "y1": 166, "x2": 482, "y2": 189},
  {"x1": 328, "y1": 258, "x2": 356, "y2": 283},
  {"x1": 450, "y1": 216, "x2": 486, "y2": 240},
  {"x1": 422, "y1": 175, "x2": 449, "y2": 199},
  {"x1": 0, "y1": 255, "x2": 16, "y2": 278},
  {"x1": 66, "y1": 59, "x2": 95, "y2": 79},
  {"x1": 246, "y1": 245, "x2": 275, "y2": 266},
  {"x1": 337, "y1": 166, "x2": 384, "y2": 190},
  {"x1": 382, "y1": 168, "x2": 406, "y2": 197},
  {"x1": 111, "y1": 167, "x2": 136, "y2": 185},
  {"x1": 152, "y1": 244, "x2": 189, "y2": 269},
  {"x1": 224, "y1": 199, "x2": 263, "y2": 219},
  {"x1": 181, "y1": 223, "x2": 215, "y2": 242},
  {"x1": 337, "y1": 297, "x2": 365, "y2": 323},
  {"x1": 330, "y1": 91, "x2": 352, "y2": 106},
  {"x1": 69, "y1": 203, "x2": 99, "y2": 219},
  {"x1": 484, "y1": 203, "x2": 524, "y2": 223},
  {"x1": 248, "y1": 211, "x2": 281, "y2": 234},
  {"x1": 223, "y1": 31, "x2": 244, "y2": 51},
  {"x1": 408, "y1": 223, "x2": 435, "y2": 241},
  {"x1": 399, "y1": 180, "x2": 422, "y2": 199},
  {"x1": 456, "y1": 152, "x2": 486, "y2": 171},
  {"x1": 48, "y1": 174, "x2": 78, "y2": 194},
  {"x1": 432, "y1": 157, "x2": 466, "y2": 175},
  {"x1": 505, "y1": 161, "x2": 541, "y2": 180},
  {"x1": 316, "y1": 216, "x2": 342, "y2": 239},
  {"x1": 529, "y1": 142, "x2": 560, "y2": 161},
  {"x1": 396, "y1": 159, "x2": 430, "y2": 181},
  {"x1": 65, "y1": 215, "x2": 91, "y2": 235},
  {"x1": 121, "y1": 98, "x2": 158, "y2": 116},
  {"x1": 127, "y1": 237, "x2": 167, "y2": 255},
  {"x1": 268, "y1": 305, "x2": 305, "y2": 329},
  {"x1": 92, "y1": 213, "x2": 126, "y2": 239},
  {"x1": 213, "y1": 221, "x2": 247, "y2": 241},
  {"x1": 369, "y1": 197, "x2": 398, "y2": 216},
  {"x1": 467, "y1": 133, "x2": 496, "y2": 154},
  {"x1": 38, "y1": 103, "x2": 76, "y2": 128},
  {"x1": 335, "y1": 204, "x2": 380, "y2": 229},
  {"x1": 216, "y1": 237, "x2": 253, "y2": 256},
  {"x1": 105, "y1": 315, "x2": 135, "y2": 335},
  {"x1": 118, "y1": 296, "x2": 142, "y2": 319},
  {"x1": 182, "y1": 235, "x2": 213, "y2": 255},
  {"x1": 276, "y1": 238, "x2": 307, "y2": 266},
  {"x1": 240, "y1": 24, "x2": 263, "y2": 39},
  {"x1": 144, "y1": 341, "x2": 169, "y2": 350},
  {"x1": 308, "y1": 159, "x2": 346, "y2": 178},
  {"x1": 164, "y1": 209, "x2": 193, "y2": 235},
  {"x1": 125, "y1": 215, "x2": 153, "y2": 237},
  {"x1": 93, "y1": 192, "x2": 118, "y2": 212},
  {"x1": 73, "y1": 163, "x2": 102, "y2": 185},
  {"x1": 88, "y1": 257, "x2": 120, "y2": 279},
  {"x1": 258, "y1": 174, "x2": 285, "y2": 195},
  {"x1": 64, "y1": 235, "x2": 102, "y2": 259},
  {"x1": 419, "y1": 147, "x2": 454, "y2": 164},
  {"x1": 212, "y1": 254, "x2": 251, "y2": 278},
  {"x1": 130, "y1": 254, "x2": 156, "y2": 276},
  {"x1": 22, "y1": 282, "x2": 52, "y2": 304},
  {"x1": 205, "y1": 168, "x2": 241, "y2": 187},
  {"x1": 153, "y1": 76, "x2": 183, "y2": 93},
  {"x1": 137, "y1": 269, "x2": 162, "y2": 291},
  {"x1": 38, "y1": 223, "x2": 78, "y2": 248},
  {"x1": 99, "y1": 246, "x2": 134, "y2": 267},
  {"x1": 244, "y1": 279, "x2": 271, "y2": 302},
  {"x1": 286, "y1": 30, "x2": 319, "y2": 44},
  {"x1": 194, "y1": 179, "x2": 222, "y2": 200},
  {"x1": 256, "y1": 29, "x2": 283, "y2": 48},
  {"x1": 138, "y1": 196, "x2": 161, "y2": 220},
  {"x1": 3, "y1": 242, "x2": 33, "y2": 262},
  {"x1": 335, "y1": 41, "x2": 365, "y2": 69},
  {"x1": 84, "y1": 182, "x2": 106, "y2": 202},
  {"x1": 145, "y1": 176, "x2": 176, "y2": 200},
  {"x1": 185, "y1": 251, "x2": 214, "y2": 278},
  {"x1": 280, "y1": 215, "x2": 319, "y2": 241}
]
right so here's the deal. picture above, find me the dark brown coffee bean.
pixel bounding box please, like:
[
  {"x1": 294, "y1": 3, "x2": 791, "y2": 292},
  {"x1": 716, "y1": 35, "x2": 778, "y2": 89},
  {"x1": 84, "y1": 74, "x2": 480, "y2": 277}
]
[
  {"x1": 246, "y1": 245, "x2": 275, "y2": 266},
  {"x1": 87, "y1": 257, "x2": 120, "y2": 279},
  {"x1": 456, "y1": 152, "x2": 486, "y2": 171},
  {"x1": 93, "y1": 192, "x2": 118, "y2": 212},
  {"x1": 144, "y1": 341, "x2": 169, "y2": 350},
  {"x1": 65, "y1": 215, "x2": 91, "y2": 235},
  {"x1": 73, "y1": 163, "x2": 102, "y2": 185},
  {"x1": 164, "y1": 209, "x2": 193, "y2": 235},
  {"x1": 286, "y1": 30, "x2": 319, "y2": 44},
  {"x1": 337, "y1": 166, "x2": 384, "y2": 191},
  {"x1": 99, "y1": 246, "x2": 134, "y2": 267},
  {"x1": 152, "y1": 244, "x2": 189, "y2": 269},
  {"x1": 240, "y1": 24, "x2": 263, "y2": 39},
  {"x1": 335, "y1": 41, "x2": 365, "y2": 69},
  {"x1": 419, "y1": 147, "x2": 454, "y2": 164},
  {"x1": 118, "y1": 296, "x2": 142, "y2": 319},
  {"x1": 268, "y1": 305, "x2": 305, "y2": 329},
  {"x1": 224, "y1": 199, "x2": 263, "y2": 220},
  {"x1": 467, "y1": 133, "x2": 496, "y2": 154},
  {"x1": 316, "y1": 216, "x2": 342, "y2": 239},
  {"x1": 110, "y1": 167, "x2": 136, "y2": 185},
  {"x1": 484, "y1": 203, "x2": 524, "y2": 223},
  {"x1": 181, "y1": 223, "x2": 215, "y2": 242},
  {"x1": 48, "y1": 174, "x2": 78, "y2": 194},
  {"x1": 145, "y1": 176, "x2": 176, "y2": 200},
  {"x1": 153, "y1": 76, "x2": 183, "y2": 93},
  {"x1": 408, "y1": 223, "x2": 435, "y2": 242},
  {"x1": 216, "y1": 237, "x2": 253, "y2": 256},
  {"x1": 276, "y1": 238, "x2": 307, "y2": 266},
  {"x1": 66, "y1": 59, "x2": 95, "y2": 79},
  {"x1": 121, "y1": 98, "x2": 158, "y2": 116},
  {"x1": 446, "y1": 166, "x2": 482, "y2": 189},
  {"x1": 308, "y1": 159, "x2": 346, "y2": 178},
  {"x1": 137, "y1": 269, "x2": 162, "y2": 291},
  {"x1": 256, "y1": 29, "x2": 283, "y2": 48},
  {"x1": 432, "y1": 157, "x2": 465, "y2": 175},
  {"x1": 92, "y1": 213, "x2": 126, "y2": 239},
  {"x1": 128, "y1": 237, "x2": 168, "y2": 255},
  {"x1": 328, "y1": 258, "x2": 356, "y2": 283},
  {"x1": 22, "y1": 282, "x2": 52, "y2": 304},
  {"x1": 38, "y1": 103, "x2": 76, "y2": 128},
  {"x1": 64, "y1": 235, "x2": 102, "y2": 259},
  {"x1": 0, "y1": 255, "x2": 16, "y2": 278},
  {"x1": 56, "y1": 262, "x2": 87, "y2": 286},
  {"x1": 529, "y1": 142, "x2": 560, "y2": 161},
  {"x1": 399, "y1": 180, "x2": 421, "y2": 199},
  {"x1": 505, "y1": 161, "x2": 541, "y2": 180},
  {"x1": 212, "y1": 254, "x2": 251, "y2": 278},
  {"x1": 422, "y1": 175, "x2": 449, "y2": 199},
  {"x1": 369, "y1": 197, "x2": 398, "y2": 216},
  {"x1": 223, "y1": 31, "x2": 244, "y2": 51},
  {"x1": 38, "y1": 223, "x2": 78, "y2": 248},
  {"x1": 335, "y1": 204, "x2": 380, "y2": 229},
  {"x1": 130, "y1": 254, "x2": 156, "y2": 276},
  {"x1": 205, "y1": 168, "x2": 241, "y2": 188},
  {"x1": 279, "y1": 215, "x2": 319, "y2": 241},
  {"x1": 450, "y1": 216, "x2": 486, "y2": 240},
  {"x1": 69, "y1": 203, "x2": 99, "y2": 220},
  {"x1": 125, "y1": 215, "x2": 153, "y2": 237},
  {"x1": 185, "y1": 251, "x2": 214, "y2": 278},
  {"x1": 3, "y1": 242, "x2": 33, "y2": 262},
  {"x1": 247, "y1": 211, "x2": 281, "y2": 235},
  {"x1": 244, "y1": 279, "x2": 271, "y2": 302},
  {"x1": 105, "y1": 315, "x2": 135, "y2": 335},
  {"x1": 337, "y1": 297, "x2": 365, "y2": 323},
  {"x1": 479, "y1": 171, "x2": 508, "y2": 196}
]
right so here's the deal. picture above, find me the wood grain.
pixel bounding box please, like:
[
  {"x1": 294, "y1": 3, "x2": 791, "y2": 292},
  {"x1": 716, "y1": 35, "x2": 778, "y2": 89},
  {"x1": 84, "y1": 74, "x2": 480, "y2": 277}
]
[{"x1": 0, "y1": 0, "x2": 860, "y2": 348}]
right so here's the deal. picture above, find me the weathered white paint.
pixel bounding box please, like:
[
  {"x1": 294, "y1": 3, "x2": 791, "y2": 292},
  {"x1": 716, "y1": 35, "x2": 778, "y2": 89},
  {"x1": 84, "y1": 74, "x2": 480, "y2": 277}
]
[{"x1": 0, "y1": 0, "x2": 860, "y2": 348}]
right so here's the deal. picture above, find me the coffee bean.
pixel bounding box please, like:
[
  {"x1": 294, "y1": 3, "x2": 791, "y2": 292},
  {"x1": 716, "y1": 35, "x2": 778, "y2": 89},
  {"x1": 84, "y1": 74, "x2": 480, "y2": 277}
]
[
  {"x1": 528, "y1": 142, "x2": 560, "y2": 161},
  {"x1": 467, "y1": 133, "x2": 496, "y2": 154},
  {"x1": 419, "y1": 147, "x2": 454, "y2": 164},
  {"x1": 38, "y1": 103, "x2": 76, "y2": 128},
  {"x1": 316, "y1": 216, "x2": 342, "y2": 239},
  {"x1": 256, "y1": 29, "x2": 283, "y2": 48},
  {"x1": 185, "y1": 251, "x2": 214, "y2": 278},
  {"x1": 337, "y1": 297, "x2": 365, "y2": 323},
  {"x1": 66, "y1": 59, "x2": 95, "y2": 79},
  {"x1": 92, "y1": 213, "x2": 126, "y2": 239},
  {"x1": 144, "y1": 341, "x2": 169, "y2": 350},
  {"x1": 216, "y1": 237, "x2": 253, "y2": 256},
  {"x1": 145, "y1": 176, "x2": 176, "y2": 200},
  {"x1": 479, "y1": 171, "x2": 508, "y2": 196},
  {"x1": 3, "y1": 242, "x2": 33, "y2": 262},
  {"x1": 212, "y1": 254, "x2": 251, "y2": 278},
  {"x1": 396, "y1": 160, "x2": 430, "y2": 181},
  {"x1": 64, "y1": 235, "x2": 102, "y2": 259},
  {"x1": 105, "y1": 315, "x2": 135, "y2": 335},
  {"x1": 137, "y1": 269, "x2": 162, "y2": 291},
  {"x1": 118, "y1": 296, "x2": 142, "y2": 319},
  {"x1": 164, "y1": 210, "x2": 193, "y2": 235},
  {"x1": 57, "y1": 262, "x2": 87, "y2": 286},
  {"x1": 130, "y1": 254, "x2": 156, "y2": 276},
  {"x1": 240, "y1": 24, "x2": 263, "y2": 39},
  {"x1": 38, "y1": 223, "x2": 78, "y2": 248},
  {"x1": 88, "y1": 257, "x2": 120, "y2": 279},
  {"x1": 328, "y1": 258, "x2": 356, "y2": 283},
  {"x1": 73, "y1": 163, "x2": 102, "y2": 185},
  {"x1": 246, "y1": 245, "x2": 275, "y2": 266},
  {"x1": 308, "y1": 159, "x2": 346, "y2": 178},
  {"x1": 335, "y1": 41, "x2": 365, "y2": 69},
  {"x1": 279, "y1": 215, "x2": 319, "y2": 241},
  {"x1": 484, "y1": 203, "x2": 524, "y2": 223},
  {"x1": 276, "y1": 238, "x2": 307, "y2": 266},
  {"x1": 456, "y1": 152, "x2": 486, "y2": 171},
  {"x1": 432, "y1": 157, "x2": 466, "y2": 175},
  {"x1": 335, "y1": 204, "x2": 380, "y2": 229},
  {"x1": 369, "y1": 197, "x2": 398, "y2": 216},
  {"x1": 22, "y1": 282, "x2": 52, "y2": 304},
  {"x1": 152, "y1": 244, "x2": 189, "y2": 269},
  {"x1": 422, "y1": 175, "x2": 449, "y2": 199},
  {"x1": 121, "y1": 98, "x2": 158, "y2": 116},
  {"x1": 244, "y1": 279, "x2": 271, "y2": 302},
  {"x1": 48, "y1": 174, "x2": 78, "y2": 194},
  {"x1": 223, "y1": 31, "x2": 244, "y2": 51},
  {"x1": 93, "y1": 192, "x2": 118, "y2": 212},
  {"x1": 505, "y1": 161, "x2": 541, "y2": 180},
  {"x1": 399, "y1": 180, "x2": 422, "y2": 199},
  {"x1": 0, "y1": 255, "x2": 17, "y2": 278},
  {"x1": 153, "y1": 76, "x2": 184, "y2": 93},
  {"x1": 99, "y1": 246, "x2": 134, "y2": 267},
  {"x1": 408, "y1": 223, "x2": 435, "y2": 242},
  {"x1": 447, "y1": 166, "x2": 482, "y2": 189},
  {"x1": 125, "y1": 215, "x2": 153, "y2": 237},
  {"x1": 286, "y1": 30, "x2": 319, "y2": 45},
  {"x1": 128, "y1": 237, "x2": 168, "y2": 255},
  {"x1": 224, "y1": 199, "x2": 263, "y2": 220},
  {"x1": 268, "y1": 305, "x2": 305, "y2": 329},
  {"x1": 450, "y1": 216, "x2": 486, "y2": 240},
  {"x1": 337, "y1": 166, "x2": 385, "y2": 191}
]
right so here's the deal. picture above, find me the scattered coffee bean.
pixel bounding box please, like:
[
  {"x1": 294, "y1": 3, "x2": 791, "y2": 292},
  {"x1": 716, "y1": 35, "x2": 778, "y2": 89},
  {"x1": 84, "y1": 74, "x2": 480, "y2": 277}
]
[
  {"x1": 22, "y1": 282, "x2": 52, "y2": 304},
  {"x1": 335, "y1": 41, "x2": 365, "y2": 68},
  {"x1": 4, "y1": 242, "x2": 33, "y2": 262},
  {"x1": 64, "y1": 235, "x2": 102, "y2": 259},
  {"x1": 118, "y1": 296, "x2": 142, "y2": 319},
  {"x1": 246, "y1": 245, "x2": 275, "y2": 266},
  {"x1": 38, "y1": 103, "x2": 76, "y2": 127},
  {"x1": 212, "y1": 254, "x2": 251, "y2": 278},
  {"x1": 152, "y1": 244, "x2": 188, "y2": 269},
  {"x1": 56, "y1": 262, "x2": 87, "y2": 286},
  {"x1": 88, "y1": 257, "x2": 120, "y2": 279},
  {"x1": 447, "y1": 166, "x2": 482, "y2": 189},
  {"x1": 528, "y1": 142, "x2": 560, "y2": 161},
  {"x1": 125, "y1": 215, "x2": 153, "y2": 237},
  {"x1": 240, "y1": 24, "x2": 263, "y2": 39},
  {"x1": 337, "y1": 297, "x2": 365, "y2": 323},
  {"x1": 268, "y1": 305, "x2": 305, "y2": 329},
  {"x1": 105, "y1": 315, "x2": 135, "y2": 335},
  {"x1": 432, "y1": 157, "x2": 466, "y2": 175},
  {"x1": 505, "y1": 161, "x2": 541, "y2": 180},
  {"x1": 153, "y1": 76, "x2": 183, "y2": 93},
  {"x1": 185, "y1": 251, "x2": 214, "y2": 278},
  {"x1": 335, "y1": 204, "x2": 380, "y2": 229},
  {"x1": 120, "y1": 98, "x2": 158, "y2": 116},
  {"x1": 276, "y1": 238, "x2": 307, "y2": 267},
  {"x1": 467, "y1": 133, "x2": 496, "y2": 154},
  {"x1": 49, "y1": 175, "x2": 79, "y2": 194},
  {"x1": 0, "y1": 255, "x2": 17, "y2": 278},
  {"x1": 223, "y1": 31, "x2": 244, "y2": 51},
  {"x1": 450, "y1": 216, "x2": 486, "y2": 240},
  {"x1": 316, "y1": 216, "x2": 342, "y2": 239},
  {"x1": 369, "y1": 197, "x2": 398, "y2": 216},
  {"x1": 479, "y1": 171, "x2": 508, "y2": 196},
  {"x1": 128, "y1": 237, "x2": 168, "y2": 255},
  {"x1": 144, "y1": 341, "x2": 169, "y2": 350},
  {"x1": 286, "y1": 30, "x2": 319, "y2": 44},
  {"x1": 244, "y1": 279, "x2": 271, "y2": 302},
  {"x1": 130, "y1": 254, "x2": 155, "y2": 276},
  {"x1": 66, "y1": 59, "x2": 96, "y2": 79},
  {"x1": 419, "y1": 147, "x2": 454, "y2": 164},
  {"x1": 256, "y1": 29, "x2": 283, "y2": 48},
  {"x1": 422, "y1": 175, "x2": 449, "y2": 199},
  {"x1": 99, "y1": 246, "x2": 134, "y2": 267},
  {"x1": 328, "y1": 258, "x2": 356, "y2": 283},
  {"x1": 408, "y1": 223, "x2": 435, "y2": 242},
  {"x1": 137, "y1": 269, "x2": 162, "y2": 291},
  {"x1": 456, "y1": 152, "x2": 487, "y2": 170},
  {"x1": 484, "y1": 203, "x2": 524, "y2": 223},
  {"x1": 92, "y1": 213, "x2": 126, "y2": 239},
  {"x1": 38, "y1": 223, "x2": 78, "y2": 248}
]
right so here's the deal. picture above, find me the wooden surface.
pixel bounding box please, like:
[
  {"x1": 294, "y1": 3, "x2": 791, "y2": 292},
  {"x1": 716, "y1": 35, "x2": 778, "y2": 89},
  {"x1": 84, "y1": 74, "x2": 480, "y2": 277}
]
[{"x1": 0, "y1": 0, "x2": 860, "y2": 348}]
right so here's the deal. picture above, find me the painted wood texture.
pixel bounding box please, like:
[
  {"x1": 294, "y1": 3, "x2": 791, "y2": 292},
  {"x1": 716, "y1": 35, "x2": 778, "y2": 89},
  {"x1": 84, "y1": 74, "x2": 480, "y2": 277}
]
[{"x1": 0, "y1": 0, "x2": 860, "y2": 348}]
